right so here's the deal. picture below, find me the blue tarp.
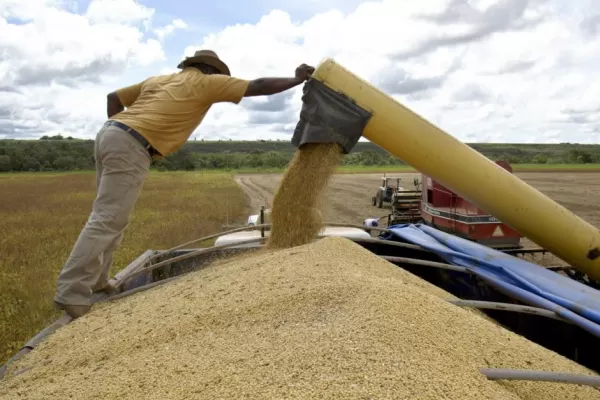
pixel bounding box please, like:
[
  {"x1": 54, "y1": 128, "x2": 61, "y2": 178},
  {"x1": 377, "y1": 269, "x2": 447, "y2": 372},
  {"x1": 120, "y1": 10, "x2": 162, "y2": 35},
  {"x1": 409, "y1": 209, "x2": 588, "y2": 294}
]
[{"x1": 381, "y1": 223, "x2": 600, "y2": 338}]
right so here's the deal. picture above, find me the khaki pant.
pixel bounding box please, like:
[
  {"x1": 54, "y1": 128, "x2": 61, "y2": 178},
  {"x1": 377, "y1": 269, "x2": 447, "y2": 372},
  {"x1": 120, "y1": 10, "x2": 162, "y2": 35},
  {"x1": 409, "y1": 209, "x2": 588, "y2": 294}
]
[{"x1": 54, "y1": 123, "x2": 151, "y2": 306}]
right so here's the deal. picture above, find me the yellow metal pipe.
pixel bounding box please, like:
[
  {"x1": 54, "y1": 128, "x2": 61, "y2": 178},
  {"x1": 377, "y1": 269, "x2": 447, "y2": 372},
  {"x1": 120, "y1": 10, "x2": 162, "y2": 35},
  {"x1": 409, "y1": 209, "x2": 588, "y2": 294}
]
[{"x1": 311, "y1": 58, "x2": 600, "y2": 280}]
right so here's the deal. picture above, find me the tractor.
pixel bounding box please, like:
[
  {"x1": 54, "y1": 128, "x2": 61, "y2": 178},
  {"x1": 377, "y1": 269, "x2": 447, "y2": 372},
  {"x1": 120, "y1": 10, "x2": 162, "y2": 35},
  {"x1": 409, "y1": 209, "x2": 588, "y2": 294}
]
[{"x1": 372, "y1": 175, "x2": 403, "y2": 208}]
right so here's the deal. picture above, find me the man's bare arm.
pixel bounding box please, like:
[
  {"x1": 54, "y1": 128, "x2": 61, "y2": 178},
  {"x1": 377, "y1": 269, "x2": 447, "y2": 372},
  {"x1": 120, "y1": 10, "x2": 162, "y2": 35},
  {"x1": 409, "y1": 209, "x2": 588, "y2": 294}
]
[
  {"x1": 243, "y1": 63, "x2": 315, "y2": 97},
  {"x1": 243, "y1": 77, "x2": 304, "y2": 97},
  {"x1": 107, "y1": 92, "x2": 124, "y2": 118}
]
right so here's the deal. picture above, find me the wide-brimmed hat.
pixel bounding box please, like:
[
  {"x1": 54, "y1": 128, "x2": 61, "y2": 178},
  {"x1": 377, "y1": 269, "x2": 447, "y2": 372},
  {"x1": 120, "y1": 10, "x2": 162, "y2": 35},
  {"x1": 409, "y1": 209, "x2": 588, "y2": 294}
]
[{"x1": 177, "y1": 49, "x2": 231, "y2": 76}]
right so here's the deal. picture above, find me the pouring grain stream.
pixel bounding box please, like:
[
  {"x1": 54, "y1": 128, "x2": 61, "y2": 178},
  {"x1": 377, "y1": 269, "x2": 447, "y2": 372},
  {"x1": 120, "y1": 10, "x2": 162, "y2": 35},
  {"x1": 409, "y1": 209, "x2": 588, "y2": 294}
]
[{"x1": 267, "y1": 143, "x2": 343, "y2": 249}]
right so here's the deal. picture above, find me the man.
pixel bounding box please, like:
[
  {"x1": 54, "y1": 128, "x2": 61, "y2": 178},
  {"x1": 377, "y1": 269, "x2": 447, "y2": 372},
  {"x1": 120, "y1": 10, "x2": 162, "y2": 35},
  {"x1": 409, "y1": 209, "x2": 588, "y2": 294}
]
[{"x1": 54, "y1": 49, "x2": 316, "y2": 318}]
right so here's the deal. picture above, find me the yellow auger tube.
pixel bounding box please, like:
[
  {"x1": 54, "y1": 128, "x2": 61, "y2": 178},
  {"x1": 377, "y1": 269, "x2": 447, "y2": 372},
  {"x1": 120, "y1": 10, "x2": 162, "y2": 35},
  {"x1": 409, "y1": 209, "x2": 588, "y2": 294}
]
[{"x1": 311, "y1": 58, "x2": 600, "y2": 281}]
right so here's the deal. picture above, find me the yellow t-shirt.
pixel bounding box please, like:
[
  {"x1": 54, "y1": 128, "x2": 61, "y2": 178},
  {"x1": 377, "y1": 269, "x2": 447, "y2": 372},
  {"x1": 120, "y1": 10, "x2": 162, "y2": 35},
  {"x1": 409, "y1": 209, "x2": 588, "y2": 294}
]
[{"x1": 110, "y1": 68, "x2": 249, "y2": 156}]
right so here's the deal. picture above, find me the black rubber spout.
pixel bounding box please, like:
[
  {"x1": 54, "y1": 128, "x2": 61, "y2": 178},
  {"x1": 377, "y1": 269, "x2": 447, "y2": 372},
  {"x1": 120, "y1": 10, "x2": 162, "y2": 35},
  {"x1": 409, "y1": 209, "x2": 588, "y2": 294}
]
[{"x1": 291, "y1": 78, "x2": 373, "y2": 154}]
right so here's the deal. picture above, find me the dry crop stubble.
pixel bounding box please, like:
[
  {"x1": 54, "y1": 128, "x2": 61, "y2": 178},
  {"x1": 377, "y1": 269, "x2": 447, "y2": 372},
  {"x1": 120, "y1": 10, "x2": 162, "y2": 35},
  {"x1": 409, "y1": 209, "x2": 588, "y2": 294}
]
[{"x1": 0, "y1": 171, "x2": 246, "y2": 364}]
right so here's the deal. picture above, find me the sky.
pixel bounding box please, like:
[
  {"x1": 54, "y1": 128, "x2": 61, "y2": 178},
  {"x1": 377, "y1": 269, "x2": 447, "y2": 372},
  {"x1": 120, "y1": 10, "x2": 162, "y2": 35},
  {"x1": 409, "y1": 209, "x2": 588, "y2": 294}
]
[{"x1": 1, "y1": 0, "x2": 600, "y2": 144}]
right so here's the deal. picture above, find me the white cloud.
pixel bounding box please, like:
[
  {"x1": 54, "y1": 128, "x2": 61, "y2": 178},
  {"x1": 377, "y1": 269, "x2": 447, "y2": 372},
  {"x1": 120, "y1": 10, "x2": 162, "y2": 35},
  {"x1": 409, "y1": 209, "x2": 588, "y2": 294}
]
[
  {"x1": 3, "y1": 0, "x2": 600, "y2": 144},
  {"x1": 179, "y1": 0, "x2": 600, "y2": 143},
  {"x1": 154, "y1": 18, "x2": 188, "y2": 41},
  {"x1": 0, "y1": 0, "x2": 62, "y2": 20},
  {"x1": 0, "y1": 0, "x2": 166, "y2": 138},
  {"x1": 85, "y1": 0, "x2": 155, "y2": 26}
]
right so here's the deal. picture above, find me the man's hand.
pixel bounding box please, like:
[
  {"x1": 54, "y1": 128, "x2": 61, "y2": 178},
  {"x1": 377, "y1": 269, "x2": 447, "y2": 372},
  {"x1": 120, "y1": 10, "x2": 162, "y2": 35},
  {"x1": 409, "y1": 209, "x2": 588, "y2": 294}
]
[{"x1": 295, "y1": 64, "x2": 315, "y2": 82}]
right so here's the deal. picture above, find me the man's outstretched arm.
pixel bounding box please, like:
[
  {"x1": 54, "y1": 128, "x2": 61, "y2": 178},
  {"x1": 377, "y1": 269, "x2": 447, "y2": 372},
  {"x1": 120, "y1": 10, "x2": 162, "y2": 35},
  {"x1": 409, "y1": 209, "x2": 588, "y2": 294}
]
[
  {"x1": 244, "y1": 77, "x2": 304, "y2": 97},
  {"x1": 204, "y1": 64, "x2": 315, "y2": 104},
  {"x1": 244, "y1": 63, "x2": 315, "y2": 97}
]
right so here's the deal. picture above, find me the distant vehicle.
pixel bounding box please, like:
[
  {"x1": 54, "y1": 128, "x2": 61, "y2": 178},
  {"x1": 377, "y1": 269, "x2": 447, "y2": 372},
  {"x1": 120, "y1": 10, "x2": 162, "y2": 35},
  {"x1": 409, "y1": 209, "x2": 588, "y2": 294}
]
[
  {"x1": 372, "y1": 174, "x2": 404, "y2": 208},
  {"x1": 247, "y1": 207, "x2": 270, "y2": 227},
  {"x1": 247, "y1": 214, "x2": 259, "y2": 226}
]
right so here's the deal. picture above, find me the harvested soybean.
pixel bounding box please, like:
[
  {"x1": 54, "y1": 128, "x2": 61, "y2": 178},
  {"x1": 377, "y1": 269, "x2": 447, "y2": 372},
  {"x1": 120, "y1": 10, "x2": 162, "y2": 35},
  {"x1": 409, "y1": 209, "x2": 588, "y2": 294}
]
[
  {"x1": 267, "y1": 143, "x2": 343, "y2": 249},
  {"x1": 1, "y1": 237, "x2": 599, "y2": 400}
]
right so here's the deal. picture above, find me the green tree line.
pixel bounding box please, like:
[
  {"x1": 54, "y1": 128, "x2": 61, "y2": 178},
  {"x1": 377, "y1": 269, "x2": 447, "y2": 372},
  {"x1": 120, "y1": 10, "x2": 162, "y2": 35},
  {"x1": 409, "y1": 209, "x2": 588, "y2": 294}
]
[{"x1": 0, "y1": 135, "x2": 599, "y2": 172}]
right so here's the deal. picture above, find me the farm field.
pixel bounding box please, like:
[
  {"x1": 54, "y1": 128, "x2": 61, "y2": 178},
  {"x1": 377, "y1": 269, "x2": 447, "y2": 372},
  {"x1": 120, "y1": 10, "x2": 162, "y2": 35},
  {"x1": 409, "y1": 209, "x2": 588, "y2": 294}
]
[
  {"x1": 0, "y1": 171, "x2": 246, "y2": 364},
  {"x1": 2, "y1": 169, "x2": 600, "y2": 365},
  {"x1": 236, "y1": 171, "x2": 600, "y2": 266}
]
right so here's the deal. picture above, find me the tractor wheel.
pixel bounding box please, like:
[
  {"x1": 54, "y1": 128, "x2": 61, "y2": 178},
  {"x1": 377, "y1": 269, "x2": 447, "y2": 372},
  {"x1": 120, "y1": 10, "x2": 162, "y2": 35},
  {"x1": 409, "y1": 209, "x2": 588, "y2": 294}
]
[
  {"x1": 377, "y1": 191, "x2": 383, "y2": 208},
  {"x1": 372, "y1": 196, "x2": 377, "y2": 206}
]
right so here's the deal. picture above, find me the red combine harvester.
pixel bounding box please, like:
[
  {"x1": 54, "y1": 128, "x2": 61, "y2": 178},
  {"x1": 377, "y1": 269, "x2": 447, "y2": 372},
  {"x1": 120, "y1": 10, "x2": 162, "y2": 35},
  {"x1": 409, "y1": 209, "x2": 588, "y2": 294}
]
[{"x1": 384, "y1": 161, "x2": 546, "y2": 256}]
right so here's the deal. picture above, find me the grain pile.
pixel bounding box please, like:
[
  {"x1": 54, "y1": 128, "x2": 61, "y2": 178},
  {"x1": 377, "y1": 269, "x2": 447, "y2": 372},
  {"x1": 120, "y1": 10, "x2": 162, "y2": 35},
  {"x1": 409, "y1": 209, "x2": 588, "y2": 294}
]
[
  {"x1": 267, "y1": 143, "x2": 343, "y2": 248},
  {"x1": 2, "y1": 237, "x2": 600, "y2": 400}
]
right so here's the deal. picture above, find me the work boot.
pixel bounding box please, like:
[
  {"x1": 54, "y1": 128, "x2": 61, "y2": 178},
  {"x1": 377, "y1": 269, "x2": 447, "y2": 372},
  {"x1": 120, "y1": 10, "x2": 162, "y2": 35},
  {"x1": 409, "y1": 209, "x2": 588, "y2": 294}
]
[
  {"x1": 54, "y1": 301, "x2": 91, "y2": 319},
  {"x1": 92, "y1": 280, "x2": 118, "y2": 295}
]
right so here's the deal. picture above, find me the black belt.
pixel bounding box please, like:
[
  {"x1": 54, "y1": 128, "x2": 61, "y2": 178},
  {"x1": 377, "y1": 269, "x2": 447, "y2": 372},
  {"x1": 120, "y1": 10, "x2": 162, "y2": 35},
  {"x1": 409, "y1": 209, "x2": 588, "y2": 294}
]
[{"x1": 105, "y1": 120, "x2": 161, "y2": 157}]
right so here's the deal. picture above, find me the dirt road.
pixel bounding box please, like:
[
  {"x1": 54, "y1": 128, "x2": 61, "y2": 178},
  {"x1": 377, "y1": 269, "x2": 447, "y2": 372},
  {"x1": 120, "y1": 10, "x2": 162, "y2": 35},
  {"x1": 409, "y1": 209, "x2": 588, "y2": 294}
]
[
  {"x1": 235, "y1": 172, "x2": 421, "y2": 225},
  {"x1": 235, "y1": 172, "x2": 600, "y2": 225},
  {"x1": 234, "y1": 171, "x2": 600, "y2": 266}
]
